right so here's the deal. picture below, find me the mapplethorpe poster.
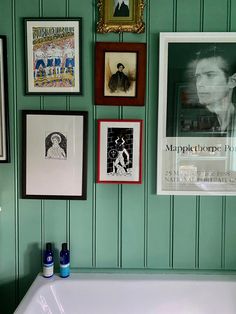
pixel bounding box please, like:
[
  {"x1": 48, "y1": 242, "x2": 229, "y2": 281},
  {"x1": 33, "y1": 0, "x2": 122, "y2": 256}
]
[{"x1": 157, "y1": 32, "x2": 236, "y2": 195}]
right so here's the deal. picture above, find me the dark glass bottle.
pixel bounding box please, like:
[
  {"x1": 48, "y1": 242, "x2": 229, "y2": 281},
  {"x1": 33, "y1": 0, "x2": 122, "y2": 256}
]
[
  {"x1": 60, "y1": 243, "x2": 70, "y2": 278},
  {"x1": 43, "y1": 242, "x2": 54, "y2": 278}
]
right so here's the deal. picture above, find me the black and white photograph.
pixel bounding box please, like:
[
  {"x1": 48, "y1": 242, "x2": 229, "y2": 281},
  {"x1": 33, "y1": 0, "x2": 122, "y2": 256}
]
[
  {"x1": 0, "y1": 36, "x2": 9, "y2": 162},
  {"x1": 157, "y1": 32, "x2": 236, "y2": 195},
  {"x1": 104, "y1": 51, "x2": 137, "y2": 97},
  {"x1": 22, "y1": 110, "x2": 88, "y2": 199},
  {"x1": 97, "y1": 119, "x2": 142, "y2": 184},
  {"x1": 166, "y1": 42, "x2": 236, "y2": 137}
]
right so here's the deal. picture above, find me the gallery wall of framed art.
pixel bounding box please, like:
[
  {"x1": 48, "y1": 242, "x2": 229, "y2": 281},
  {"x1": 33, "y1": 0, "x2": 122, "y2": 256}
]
[{"x1": 4, "y1": 1, "x2": 236, "y2": 313}]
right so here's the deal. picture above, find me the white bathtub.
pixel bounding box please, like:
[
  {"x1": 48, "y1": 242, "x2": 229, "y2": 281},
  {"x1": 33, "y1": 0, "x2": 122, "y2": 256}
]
[{"x1": 14, "y1": 272, "x2": 236, "y2": 314}]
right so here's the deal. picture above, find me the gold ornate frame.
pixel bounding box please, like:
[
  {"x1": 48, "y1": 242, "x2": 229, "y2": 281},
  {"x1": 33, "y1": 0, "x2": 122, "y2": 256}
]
[{"x1": 97, "y1": 0, "x2": 145, "y2": 33}]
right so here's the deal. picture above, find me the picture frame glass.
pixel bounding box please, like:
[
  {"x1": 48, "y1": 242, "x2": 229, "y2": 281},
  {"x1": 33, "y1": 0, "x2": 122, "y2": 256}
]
[
  {"x1": 25, "y1": 19, "x2": 82, "y2": 94},
  {"x1": 98, "y1": 120, "x2": 142, "y2": 184},
  {"x1": 97, "y1": 0, "x2": 144, "y2": 34},
  {"x1": 23, "y1": 111, "x2": 87, "y2": 199},
  {"x1": 0, "y1": 36, "x2": 9, "y2": 162},
  {"x1": 109, "y1": 0, "x2": 134, "y2": 21},
  {"x1": 157, "y1": 32, "x2": 236, "y2": 195},
  {"x1": 104, "y1": 51, "x2": 137, "y2": 97},
  {"x1": 95, "y1": 42, "x2": 146, "y2": 106}
]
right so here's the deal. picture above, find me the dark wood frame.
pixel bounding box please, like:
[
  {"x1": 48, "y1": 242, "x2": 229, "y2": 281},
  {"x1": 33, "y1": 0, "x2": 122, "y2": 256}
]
[
  {"x1": 0, "y1": 35, "x2": 10, "y2": 162},
  {"x1": 97, "y1": 119, "x2": 143, "y2": 184},
  {"x1": 22, "y1": 110, "x2": 88, "y2": 199},
  {"x1": 24, "y1": 18, "x2": 82, "y2": 95},
  {"x1": 95, "y1": 42, "x2": 146, "y2": 106}
]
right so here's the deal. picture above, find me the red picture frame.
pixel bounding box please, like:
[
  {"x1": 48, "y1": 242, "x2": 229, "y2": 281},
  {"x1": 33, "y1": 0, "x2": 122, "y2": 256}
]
[
  {"x1": 97, "y1": 119, "x2": 143, "y2": 184},
  {"x1": 95, "y1": 42, "x2": 146, "y2": 106}
]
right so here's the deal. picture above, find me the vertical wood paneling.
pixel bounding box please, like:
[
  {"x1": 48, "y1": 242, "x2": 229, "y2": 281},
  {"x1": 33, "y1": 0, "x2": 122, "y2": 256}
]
[
  {"x1": 147, "y1": 0, "x2": 174, "y2": 269},
  {"x1": 1, "y1": 1, "x2": 236, "y2": 312},
  {"x1": 16, "y1": 0, "x2": 43, "y2": 302},
  {"x1": 0, "y1": 0, "x2": 17, "y2": 311},
  {"x1": 199, "y1": 197, "x2": 223, "y2": 269},
  {"x1": 176, "y1": 0, "x2": 201, "y2": 31},
  {"x1": 18, "y1": 200, "x2": 42, "y2": 299},
  {"x1": 171, "y1": 0, "x2": 201, "y2": 270},
  {"x1": 173, "y1": 197, "x2": 197, "y2": 268},
  {"x1": 43, "y1": 200, "x2": 67, "y2": 269},
  {"x1": 224, "y1": 0, "x2": 236, "y2": 271},
  {"x1": 198, "y1": 0, "x2": 229, "y2": 270},
  {"x1": 41, "y1": 0, "x2": 68, "y2": 270},
  {"x1": 203, "y1": 0, "x2": 228, "y2": 31},
  {"x1": 122, "y1": 185, "x2": 145, "y2": 268},
  {"x1": 225, "y1": 197, "x2": 236, "y2": 269},
  {"x1": 95, "y1": 4, "x2": 125, "y2": 269},
  {"x1": 230, "y1": 0, "x2": 236, "y2": 31},
  {"x1": 96, "y1": 185, "x2": 119, "y2": 267},
  {"x1": 69, "y1": 0, "x2": 94, "y2": 267}
]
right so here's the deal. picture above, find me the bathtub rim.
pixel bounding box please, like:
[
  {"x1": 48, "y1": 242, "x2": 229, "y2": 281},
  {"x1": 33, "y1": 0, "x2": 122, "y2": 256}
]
[{"x1": 14, "y1": 271, "x2": 236, "y2": 314}]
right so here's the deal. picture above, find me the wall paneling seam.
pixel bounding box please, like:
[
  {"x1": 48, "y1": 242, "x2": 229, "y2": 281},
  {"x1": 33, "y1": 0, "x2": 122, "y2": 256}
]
[
  {"x1": 92, "y1": 0, "x2": 97, "y2": 268},
  {"x1": 143, "y1": 0, "x2": 150, "y2": 269},
  {"x1": 12, "y1": 0, "x2": 19, "y2": 305}
]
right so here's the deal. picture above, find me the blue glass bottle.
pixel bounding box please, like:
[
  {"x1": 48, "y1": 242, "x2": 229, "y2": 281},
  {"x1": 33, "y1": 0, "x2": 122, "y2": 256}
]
[
  {"x1": 60, "y1": 243, "x2": 70, "y2": 278},
  {"x1": 43, "y1": 242, "x2": 54, "y2": 278}
]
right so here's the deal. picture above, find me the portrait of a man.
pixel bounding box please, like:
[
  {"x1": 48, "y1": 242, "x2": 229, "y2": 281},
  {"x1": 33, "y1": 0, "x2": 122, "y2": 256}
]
[
  {"x1": 104, "y1": 51, "x2": 137, "y2": 97},
  {"x1": 113, "y1": 0, "x2": 130, "y2": 17},
  {"x1": 166, "y1": 43, "x2": 236, "y2": 137}
]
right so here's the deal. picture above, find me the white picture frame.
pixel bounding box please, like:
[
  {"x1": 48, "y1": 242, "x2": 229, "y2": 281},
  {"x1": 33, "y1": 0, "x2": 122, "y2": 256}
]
[{"x1": 157, "y1": 32, "x2": 236, "y2": 195}]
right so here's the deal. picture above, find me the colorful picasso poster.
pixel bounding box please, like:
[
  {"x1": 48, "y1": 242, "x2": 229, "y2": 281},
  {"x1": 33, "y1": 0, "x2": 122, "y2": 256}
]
[{"x1": 25, "y1": 19, "x2": 81, "y2": 94}]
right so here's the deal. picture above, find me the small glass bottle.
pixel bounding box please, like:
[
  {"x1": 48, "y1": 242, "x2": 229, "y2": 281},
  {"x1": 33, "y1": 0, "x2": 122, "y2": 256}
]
[
  {"x1": 60, "y1": 243, "x2": 70, "y2": 278},
  {"x1": 43, "y1": 242, "x2": 54, "y2": 278}
]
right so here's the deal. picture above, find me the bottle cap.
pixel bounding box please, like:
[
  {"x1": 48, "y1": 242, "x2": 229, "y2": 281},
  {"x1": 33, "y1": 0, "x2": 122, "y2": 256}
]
[
  {"x1": 62, "y1": 243, "x2": 68, "y2": 250},
  {"x1": 46, "y1": 242, "x2": 52, "y2": 251}
]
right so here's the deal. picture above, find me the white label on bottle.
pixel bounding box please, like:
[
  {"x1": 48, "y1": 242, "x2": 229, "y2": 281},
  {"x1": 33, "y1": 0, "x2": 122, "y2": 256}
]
[{"x1": 43, "y1": 264, "x2": 54, "y2": 277}]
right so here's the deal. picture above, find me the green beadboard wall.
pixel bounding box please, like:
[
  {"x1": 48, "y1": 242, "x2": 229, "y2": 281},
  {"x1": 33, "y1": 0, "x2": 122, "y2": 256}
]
[{"x1": 1, "y1": 0, "x2": 236, "y2": 313}]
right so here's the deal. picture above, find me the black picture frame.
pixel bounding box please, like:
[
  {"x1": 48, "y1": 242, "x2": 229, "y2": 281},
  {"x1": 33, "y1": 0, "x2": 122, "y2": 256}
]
[
  {"x1": 24, "y1": 18, "x2": 82, "y2": 95},
  {"x1": 22, "y1": 110, "x2": 88, "y2": 199},
  {"x1": 0, "y1": 35, "x2": 10, "y2": 162}
]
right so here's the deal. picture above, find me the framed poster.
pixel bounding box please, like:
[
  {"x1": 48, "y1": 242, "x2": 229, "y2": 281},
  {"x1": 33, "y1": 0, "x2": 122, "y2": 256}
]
[
  {"x1": 22, "y1": 110, "x2": 88, "y2": 199},
  {"x1": 95, "y1": 42, "x2": 146, "y2": 106},
  {"x1": 97, "y1": 119, "x2": 143, "y2": 184},
  {"x1": 25, "y1": 18, "x2": 82, "y2": 94},
  {"x1": 157, "y1": 32, "x2": 236, "y2": 195},
  {"x1": 0, "y1": 35, "x2": 10, "y2": 162},
  {"x1": 97, "y1": 0, "x2": 145, "y2": 33}
]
